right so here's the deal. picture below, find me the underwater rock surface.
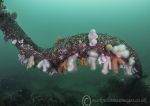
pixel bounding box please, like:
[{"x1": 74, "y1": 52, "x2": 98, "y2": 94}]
[{"x1": 0, "y1": 77, "x2": 150, "y2": 106}]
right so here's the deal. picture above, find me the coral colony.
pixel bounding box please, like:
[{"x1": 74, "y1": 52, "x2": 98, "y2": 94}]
[{"x1": 0, "y1": 1, "x2": 142, "y2": 78}]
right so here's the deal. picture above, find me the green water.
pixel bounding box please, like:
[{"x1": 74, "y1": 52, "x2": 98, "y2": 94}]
[{"x1": 0, "y1": 0, "x2": 150, "y2": 105}]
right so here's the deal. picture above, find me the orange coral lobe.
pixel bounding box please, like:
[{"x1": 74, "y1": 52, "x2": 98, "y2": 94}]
[
  {"x1": 112, "y1": 57, "x2": 119, "y2": 72},
  {"x1": 80, "y1": 58, "x2": 87, "y2": 66},
  {"x1": 111, "y1": 56, "x2": 125, "y2": 73},
  {"x1": 118, "y1": 58, "x2": 125, "y2": 65},
  {"x1": 58, "y1": 60, "x2": 67, "y2": 73}
]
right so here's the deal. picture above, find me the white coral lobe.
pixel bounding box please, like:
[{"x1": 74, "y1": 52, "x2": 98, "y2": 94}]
[{"x1": 37, "y1": 59, "x2": 50, "y2": 72}]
